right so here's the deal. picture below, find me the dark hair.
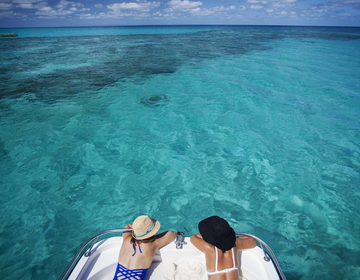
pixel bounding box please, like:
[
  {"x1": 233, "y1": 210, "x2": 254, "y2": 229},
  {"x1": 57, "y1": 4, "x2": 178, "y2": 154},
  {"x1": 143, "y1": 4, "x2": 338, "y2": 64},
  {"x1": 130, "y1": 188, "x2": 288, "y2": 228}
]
[
  {"x1": 130, "y1": 236, "x2": 156, "y2": 246},
  {"x1": 221, "y1": 243, "x2": 236, "y2": 253}
]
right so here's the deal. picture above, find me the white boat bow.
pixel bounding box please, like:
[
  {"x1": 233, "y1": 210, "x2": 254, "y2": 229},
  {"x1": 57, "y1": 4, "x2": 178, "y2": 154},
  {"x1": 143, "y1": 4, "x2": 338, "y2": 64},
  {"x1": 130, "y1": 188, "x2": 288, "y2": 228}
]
[{"x1": 60, "y1": 229, "x2": 286, "y2": 280}]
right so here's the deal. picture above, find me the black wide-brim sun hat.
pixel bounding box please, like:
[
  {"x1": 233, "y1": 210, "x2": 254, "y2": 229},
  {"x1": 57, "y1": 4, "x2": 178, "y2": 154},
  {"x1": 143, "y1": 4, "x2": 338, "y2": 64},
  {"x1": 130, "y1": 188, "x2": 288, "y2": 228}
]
[{"x1": 199, "y1": 216, "x2": 236, "y2": 251}]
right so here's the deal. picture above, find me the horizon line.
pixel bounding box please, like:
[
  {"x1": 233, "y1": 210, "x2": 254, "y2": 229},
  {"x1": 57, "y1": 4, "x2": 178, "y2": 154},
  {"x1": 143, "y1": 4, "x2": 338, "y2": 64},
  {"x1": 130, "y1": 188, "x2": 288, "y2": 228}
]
[{"x1": 2, "y1": 23, "x2": 360, "y2": 29}]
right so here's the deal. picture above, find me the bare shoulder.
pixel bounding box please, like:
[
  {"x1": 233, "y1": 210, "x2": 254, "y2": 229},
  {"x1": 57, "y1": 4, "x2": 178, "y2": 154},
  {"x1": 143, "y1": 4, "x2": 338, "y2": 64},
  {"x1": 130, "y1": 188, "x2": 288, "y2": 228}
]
[
  {"x1": 236, "y1": 236, "x2": 257, "y2": 250},
  {"x1": 190, "y1": 234, "x2": 213, "y2": 253}
]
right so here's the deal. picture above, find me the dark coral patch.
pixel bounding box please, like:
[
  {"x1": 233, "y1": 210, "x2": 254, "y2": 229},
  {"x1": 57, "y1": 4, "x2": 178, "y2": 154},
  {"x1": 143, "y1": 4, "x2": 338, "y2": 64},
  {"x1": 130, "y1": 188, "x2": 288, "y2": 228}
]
[{"x1": 140, "y1": 94, "x2": 169, "y2": 107}]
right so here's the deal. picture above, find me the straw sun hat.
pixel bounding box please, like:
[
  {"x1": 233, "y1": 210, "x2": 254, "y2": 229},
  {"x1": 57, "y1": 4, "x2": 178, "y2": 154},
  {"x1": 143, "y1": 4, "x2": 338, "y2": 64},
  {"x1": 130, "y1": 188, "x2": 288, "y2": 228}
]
[
  {"x1": 131, "y1": 215, "x2": 161, "y2": 240},
  {"x1": 199, "y1": 216, "x2": 236, "y2": 251}
]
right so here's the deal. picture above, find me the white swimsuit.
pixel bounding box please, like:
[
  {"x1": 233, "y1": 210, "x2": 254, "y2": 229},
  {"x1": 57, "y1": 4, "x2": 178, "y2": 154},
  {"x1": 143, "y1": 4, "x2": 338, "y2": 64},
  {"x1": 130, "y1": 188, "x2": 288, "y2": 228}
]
[{"x1": 207, "y1": 247, "x2": 239, "y2": 276}]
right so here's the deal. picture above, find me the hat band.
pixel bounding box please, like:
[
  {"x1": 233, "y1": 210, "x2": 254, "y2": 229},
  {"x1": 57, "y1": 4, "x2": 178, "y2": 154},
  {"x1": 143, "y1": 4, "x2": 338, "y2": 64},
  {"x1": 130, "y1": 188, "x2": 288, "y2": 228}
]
[{"x1": 135, "y1": 221, "x2": 155, "y2": 237}]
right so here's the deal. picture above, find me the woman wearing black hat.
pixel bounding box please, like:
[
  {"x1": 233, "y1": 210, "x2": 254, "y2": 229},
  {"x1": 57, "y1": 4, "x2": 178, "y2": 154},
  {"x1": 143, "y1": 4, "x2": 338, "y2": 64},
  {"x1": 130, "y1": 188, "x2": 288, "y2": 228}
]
[{"x1": 190, "y1": 216, "x2": 256, "y2": 279}]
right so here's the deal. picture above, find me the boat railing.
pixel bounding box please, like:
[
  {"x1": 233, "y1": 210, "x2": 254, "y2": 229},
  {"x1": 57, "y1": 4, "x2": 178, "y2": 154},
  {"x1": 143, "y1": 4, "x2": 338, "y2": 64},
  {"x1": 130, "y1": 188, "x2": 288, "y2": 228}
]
[
  {"x1": 59, "y1": 229, "x2": 131, "y2": 280},
  {"x1": 237, "y1": 232, "x2": 286, "y2": 280},
  {"x1": 60, "y1": 229, "x2": 286, "y2": 280}
]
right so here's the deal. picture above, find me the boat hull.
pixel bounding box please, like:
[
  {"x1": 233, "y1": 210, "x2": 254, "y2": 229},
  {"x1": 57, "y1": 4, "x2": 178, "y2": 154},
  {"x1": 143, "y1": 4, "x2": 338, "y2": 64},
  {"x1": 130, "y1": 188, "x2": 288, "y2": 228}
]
[{"x1": 67, "y1": 236, "x2": 280, "y2": 280}]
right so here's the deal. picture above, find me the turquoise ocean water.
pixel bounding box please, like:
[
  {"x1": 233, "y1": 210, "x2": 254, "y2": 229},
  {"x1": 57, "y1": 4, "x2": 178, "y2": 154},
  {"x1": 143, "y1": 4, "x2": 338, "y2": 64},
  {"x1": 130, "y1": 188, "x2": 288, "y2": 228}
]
[{"x1": 0, "y1": 26, "x2": 360, "y2": 279}]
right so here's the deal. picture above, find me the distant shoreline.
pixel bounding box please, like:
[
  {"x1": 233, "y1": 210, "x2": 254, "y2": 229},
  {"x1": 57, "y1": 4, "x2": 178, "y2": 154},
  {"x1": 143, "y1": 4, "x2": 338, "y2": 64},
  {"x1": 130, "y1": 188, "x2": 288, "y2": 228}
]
[{"x1": 2, "y1": 24, "x2": 360, "y2": 29}]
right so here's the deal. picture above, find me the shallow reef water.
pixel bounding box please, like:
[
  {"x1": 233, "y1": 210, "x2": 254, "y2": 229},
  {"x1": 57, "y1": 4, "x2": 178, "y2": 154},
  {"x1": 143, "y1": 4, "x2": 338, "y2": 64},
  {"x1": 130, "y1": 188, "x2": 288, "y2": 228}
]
[{"x1": 0, "y1": 26, "x2": 360, "y2": 279}]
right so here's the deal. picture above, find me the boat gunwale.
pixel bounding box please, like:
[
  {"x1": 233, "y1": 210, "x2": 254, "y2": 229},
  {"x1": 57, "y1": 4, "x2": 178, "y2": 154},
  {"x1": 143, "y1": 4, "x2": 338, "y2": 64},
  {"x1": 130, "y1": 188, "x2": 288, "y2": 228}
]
[
  {"x1": 59, "y1": 229, "x2": 131, "y2": 280},
  {"x1": 59, "y1": 229, "x2": 286, "y2": 280}
]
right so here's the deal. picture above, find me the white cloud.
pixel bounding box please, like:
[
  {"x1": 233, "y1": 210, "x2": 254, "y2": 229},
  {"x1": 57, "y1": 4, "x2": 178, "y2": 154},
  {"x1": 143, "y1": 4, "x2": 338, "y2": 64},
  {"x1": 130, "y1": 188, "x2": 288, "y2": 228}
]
[
  {"x1": 313, "y1": 0, "x2": 360, "y2": 10},
  {"x1": 108, "y1": 3, "x2": 143, "y2": 10},
  {"x1": 164, "y1": 0, "x2": 246, "y2": 17},
  {"x1": 246, "y1": 0, "x2": 298, "y2": 9},
  {"x1": 211, "y1": 5, "x2": 237, "y2": 12},
  {"x1": 268, "y1": 0, "x2": 297, "y2": 9},
  {"x1": 166, "y1": 0, "x2": 203, "y2": 12},
  {"x1": 246, "y1": 0, "x2": 270, "y2": 4},
  {"x1": 17, "y1": 2, "x2": 48, "y2": 9},
  {"x1": 271, "y1": 2, "x2": 294, "y2": 8},
  {"x1": 56, "y1": 0, "x2": 84, "y2": 9},
  {"x1": 33, "y1": 1, "x2": 86, "y2": 18},
  {"x1": 35, "y1": 8, "x2": 73, "y2": 17},
  {"x1": 17, "y1": 3, "x2": 35, "y2": 9},
  {"x1": 165, "y1": 1, "x2": 245, "y2": 16},
  {"x1": 190, "y1": 7, "x2": 213, "y2": 15},
  {"x1": 211, "y1": 6, "x2": 226, "y2": 12},
  {"x1": 244, "y1": 0, "x2": 299, "y2": 16},
  {"x1": 266, "y1": 0, "x2": 296, "y2": 2},
  {"x1": 77, "y1": 13, "x2": 93, "y2": 19},
  {"x1": 107, "y1": 1, "x2": 161, "y2": 12},
  {"x1": 95, "y1": 4, "x2": 103, "y2": 8},
  {"x1": 250, "y1": 5, "x2": 263, "y2": 10},
  {"x1": 12, "y1": 0, "x2": 44, "y2": 3},
  {"x1": 0, "y1": 3, "x2": 13, "y2": 10},
  {"x1": 0, "y1": 10, "x2": 27, "y2": 18}
]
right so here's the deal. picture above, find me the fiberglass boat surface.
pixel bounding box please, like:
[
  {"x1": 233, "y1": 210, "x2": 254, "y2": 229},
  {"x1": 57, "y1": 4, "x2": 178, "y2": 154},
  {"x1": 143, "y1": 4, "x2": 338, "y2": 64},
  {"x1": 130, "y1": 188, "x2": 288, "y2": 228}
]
[{"x1": 61, "y1": 230, "x2": 286, "y2": 280}]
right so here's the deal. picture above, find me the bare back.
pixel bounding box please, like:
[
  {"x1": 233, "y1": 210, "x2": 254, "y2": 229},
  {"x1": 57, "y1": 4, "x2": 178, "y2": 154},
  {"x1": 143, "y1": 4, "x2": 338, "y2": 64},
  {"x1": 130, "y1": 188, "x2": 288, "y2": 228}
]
[
  {"x1": 205, "y1": 247, "x2": 240, "y2": 280},
  {"x1": 190, "y1": 234, "x2": 257, "y2": 280},
  {"x1": 118, "y1": 228, "x2": 176, "y2": 269},
  {"x1": 118, "y1": 239, "x2": 158, "y2": 269}
]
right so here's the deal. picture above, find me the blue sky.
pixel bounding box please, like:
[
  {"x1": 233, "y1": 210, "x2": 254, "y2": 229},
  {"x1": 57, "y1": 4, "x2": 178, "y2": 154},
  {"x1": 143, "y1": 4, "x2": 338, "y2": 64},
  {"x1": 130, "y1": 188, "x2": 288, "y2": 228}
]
[{"x1": 0, "y1": 0, "x2": 360, "y2": 27}]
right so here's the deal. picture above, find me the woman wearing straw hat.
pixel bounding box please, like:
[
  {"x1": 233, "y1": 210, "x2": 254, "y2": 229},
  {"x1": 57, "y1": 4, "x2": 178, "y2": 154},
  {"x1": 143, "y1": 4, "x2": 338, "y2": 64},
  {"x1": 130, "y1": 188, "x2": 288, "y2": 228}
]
[
  {"x1": 190, "y1": 216, "x2": 256, "y2": 280},
  {"x1": 113, "y1": 215, "x2": 176, "y2": 280}
]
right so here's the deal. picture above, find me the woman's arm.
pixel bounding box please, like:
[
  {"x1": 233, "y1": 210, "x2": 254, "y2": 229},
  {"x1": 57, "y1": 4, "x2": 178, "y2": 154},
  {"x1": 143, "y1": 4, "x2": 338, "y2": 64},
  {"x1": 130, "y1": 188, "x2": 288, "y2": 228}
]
[
  {"x1": 153, "y1": 231, "x2": 170, "y2": 239},
  {"x1": 190, "y1": 234, "x2": 209, "y2": 253},
  {"x1": 154, "y1": 230, "x2": 177, "y2": 249},
  {"x1": 236, "y1": 236, "x2": 257, "y2": 250},
  {"x1": 122, "y1": 223, "x2": 133, "y2": 240}
]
